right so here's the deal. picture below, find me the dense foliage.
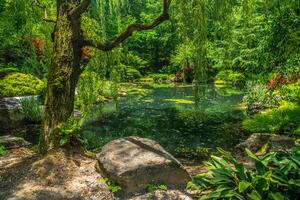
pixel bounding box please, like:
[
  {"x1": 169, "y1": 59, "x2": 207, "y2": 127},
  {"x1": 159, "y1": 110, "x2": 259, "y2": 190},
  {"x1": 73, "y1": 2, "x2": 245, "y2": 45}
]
[
  {"x1": 1, "y1": 0, "x2": 298, "y2": 82},
  {"x1": 0, "y1": 0, "x2": 299, "y2": 197},
  {"x1": 188, "y1": 148, "x2": 300, "y2": 200},
  {"x1": 0, "y1": 72, "x2": 45, "y2": 97}
]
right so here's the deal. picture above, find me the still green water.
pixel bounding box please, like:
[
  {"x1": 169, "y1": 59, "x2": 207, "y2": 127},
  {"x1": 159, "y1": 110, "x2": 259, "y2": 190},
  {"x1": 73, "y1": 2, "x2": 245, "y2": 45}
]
[{"x1": 79, "y1": 83, "x2": 247, "y2": 159}]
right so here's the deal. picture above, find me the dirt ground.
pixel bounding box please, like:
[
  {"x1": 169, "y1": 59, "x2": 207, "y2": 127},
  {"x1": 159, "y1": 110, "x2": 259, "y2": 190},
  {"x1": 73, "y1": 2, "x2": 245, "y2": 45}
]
[{"x1": 0, "y1": 148, "x2": 198, "y2": 200}]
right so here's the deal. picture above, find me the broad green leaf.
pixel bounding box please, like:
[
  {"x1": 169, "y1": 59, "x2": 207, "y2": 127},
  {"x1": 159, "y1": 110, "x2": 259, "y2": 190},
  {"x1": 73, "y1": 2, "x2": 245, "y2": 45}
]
[
  {"x1": 288, "y1": 179, "x2": 300, "y2": 187},
  {"x1": 239, "y1": 181, "x2": 251, "y2": 193},
  {"x1": 269, "y1": 192, "x2": 286, "y2": 200},
  {"x1": 59, "y1": 138, "x2": 68, "y2": 146},
  {"x1": 247, "y1": 189, "x2": 262, "y2": 200},
  {"x1": 246, "y1": 148, "x2": 260, "y2": 162}
]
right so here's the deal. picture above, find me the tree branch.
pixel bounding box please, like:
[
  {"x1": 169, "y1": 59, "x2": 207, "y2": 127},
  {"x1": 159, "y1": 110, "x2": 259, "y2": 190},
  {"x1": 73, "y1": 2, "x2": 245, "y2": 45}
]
[
  {"x1": 34, "y1": 0, "x2": 56, "y2": 23},
  {"x1": 69, "y1": 0, "x2": 91, "y2": 19},
  {"x1": 82, "y1": 0, "x2": 172, "y2": 51}
]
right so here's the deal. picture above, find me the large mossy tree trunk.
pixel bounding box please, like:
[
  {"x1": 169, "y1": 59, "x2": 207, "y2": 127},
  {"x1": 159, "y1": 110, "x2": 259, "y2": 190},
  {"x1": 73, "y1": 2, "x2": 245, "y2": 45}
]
[{"x1": 39, "y1": 1, "x2": 83, "y2": 152}]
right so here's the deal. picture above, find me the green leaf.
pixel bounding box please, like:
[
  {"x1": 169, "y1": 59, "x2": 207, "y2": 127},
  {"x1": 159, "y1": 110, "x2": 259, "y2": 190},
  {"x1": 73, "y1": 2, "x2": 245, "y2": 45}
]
[
  {"x1": 269, "y1": 192, "x2": 285, "y2": 200},
  {"x1": 239, "y1": 181, "x2": 251, "y2": 193},
  {"x1": 59, "y1": 138, "x2": 68, "y2": 146},
  {"x1": 247, "y1": 189, "x2": 262, "y2": 200},
  {"x1": 288, "y1": 179, "x2": 300, "y2": 187},
  {"x1": 245, "y1": 148, "x2": 260, "y2": 162}
]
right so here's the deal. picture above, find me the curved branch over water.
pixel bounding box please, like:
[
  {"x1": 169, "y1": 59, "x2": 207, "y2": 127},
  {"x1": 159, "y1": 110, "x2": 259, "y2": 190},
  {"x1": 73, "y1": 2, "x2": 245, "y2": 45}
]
[{"x1": 82, "y1": 0, "x2": 172, "y2": 51}]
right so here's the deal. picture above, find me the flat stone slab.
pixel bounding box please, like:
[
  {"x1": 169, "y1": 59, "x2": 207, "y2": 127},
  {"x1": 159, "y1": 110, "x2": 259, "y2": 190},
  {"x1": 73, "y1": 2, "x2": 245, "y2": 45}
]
[
  {"x1": 0, "y1": 135, "x2": 30, "y2": 149},
  {"x1": 96, "y1": 136, "x2": 191, "y2": 192}
]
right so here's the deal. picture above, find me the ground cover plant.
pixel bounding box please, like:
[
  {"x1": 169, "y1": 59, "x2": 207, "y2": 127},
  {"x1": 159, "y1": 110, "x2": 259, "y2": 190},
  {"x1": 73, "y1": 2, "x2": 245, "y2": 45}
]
[{"x1": 188, "y1": 148, "x2": 300, "y2": 200}]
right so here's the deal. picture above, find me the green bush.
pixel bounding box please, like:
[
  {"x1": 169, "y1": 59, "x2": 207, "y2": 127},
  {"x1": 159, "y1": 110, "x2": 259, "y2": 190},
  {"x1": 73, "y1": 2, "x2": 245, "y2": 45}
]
[
  {"x1": 243, "y1": 101, "x2": 300, "y2": 135},
  {"x1": 243, "y1": 81, "x2": 279, "y2": 115},
  {"x1": 58, "y1": 117, "x2": 86, "y2": 147},
  {"x1": 20, "y1": 97, "x2": 43, "y2": 123},
  {"x1": 149, "y1": 73, "x2": 170, "y2": 83},
  {"x1": 0, "y1": 144, "x2": 7, "y2": 156},
  {"x1": 76, "y1": 71, "x2": 102, "y2": 113},
  {"x1": 0, "y1": 72, "x2": 45, "y2": 97},
  {"x1": 279, "y1": 80, "x2": 300, "y2": 103},
  {"x1": 215, "y1": 70, "x2": 245, "y2": 86},
  {"x1": 188, "y1": 148, "x2": 300, "y2": 200},
  {"x1": 124, "y1": 67, "x2": 142, "y2": 82},
  {"x1": 174, "y1": 145, "x2": 211, "y2": 160}
]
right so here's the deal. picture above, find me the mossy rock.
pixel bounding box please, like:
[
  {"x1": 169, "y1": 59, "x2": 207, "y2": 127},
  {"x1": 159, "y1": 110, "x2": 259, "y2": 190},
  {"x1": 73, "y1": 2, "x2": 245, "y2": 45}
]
[
  {"x1": 0, "y1": 72, "x2": 45, "y2": 97},
  {"x1": 235, "y1": 133, "x2": 295, "y2": 155}
]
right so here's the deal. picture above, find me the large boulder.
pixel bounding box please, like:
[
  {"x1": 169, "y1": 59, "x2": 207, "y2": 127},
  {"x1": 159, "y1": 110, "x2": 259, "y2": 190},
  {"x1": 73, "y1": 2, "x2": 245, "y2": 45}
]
[
  {"x1": 235, "y1": 133, "x2": 295, "y2": 154},
  {"x1": 96, "y1": 136, "x2": 191, "y2": 192},
  {"x1": 0, "y1": 135, "x2": 30, "y2": 149}
]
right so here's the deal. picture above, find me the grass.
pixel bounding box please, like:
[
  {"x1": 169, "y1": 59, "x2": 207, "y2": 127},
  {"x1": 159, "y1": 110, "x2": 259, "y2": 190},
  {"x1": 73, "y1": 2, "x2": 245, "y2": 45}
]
[
  {"x1": 243, "y1": 101, "x2": 300, "y2": 135},
  {"x1": 20, "y1": 97, "x2": 43, "y2": 123}
]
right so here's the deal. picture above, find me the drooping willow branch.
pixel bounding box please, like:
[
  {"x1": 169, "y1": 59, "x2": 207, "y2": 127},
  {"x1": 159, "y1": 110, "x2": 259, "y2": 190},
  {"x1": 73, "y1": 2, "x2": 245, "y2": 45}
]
[
  {"x1": 34, "y1": 0, "x2": 56, "y2": 23},
  {"x1": 82, "y1": 0, "x2": 172, "y2": 51}
]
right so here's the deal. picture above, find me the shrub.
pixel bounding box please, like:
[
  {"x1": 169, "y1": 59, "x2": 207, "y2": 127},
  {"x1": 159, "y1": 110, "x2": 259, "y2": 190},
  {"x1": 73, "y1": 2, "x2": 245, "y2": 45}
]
[
  {"x1": 174, "y1": 145, "x2": 211, "y2": 160},
  {"x1": 243, "y1": 101, "x2": 300, "y2": 135},
  {"x1": 20, "y1": 97, "x2": 43, "y2": 123},
  {"x1": 0, "y1": 72, "x2": 45, "y2": 97},
  {"x1": 0, "y1": 144, "x2": 6, "y2": 156},
  {"x1": 149, "y1": 73, "x2": 170, "y2": 83},
  {"x1": 188, "y1": 148, "x2": 300, "y2": 200},
  {"x1": 76, "y1": 71, "x2": 101, "y2": 113},
  {"x1": 279, "y1": 80, "x2": 300, "y2": 103},
  {"x1": 215, "y1": 70, "x2": 245, "y2": 86},
  {"x1": 124, "y1": 67, "x2": 142, "y2": 82},
  {"x1": 243, "y1": 81, "x2": 279, "y2": 115}
]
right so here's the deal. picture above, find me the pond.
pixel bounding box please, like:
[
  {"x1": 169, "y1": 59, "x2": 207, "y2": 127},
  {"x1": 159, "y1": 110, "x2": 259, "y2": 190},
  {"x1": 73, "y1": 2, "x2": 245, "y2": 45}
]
[
  {"x1": 79, "y1": 82, "x2": 248, "y2": 159},
  {"x1": 0, "y1": 83, "x2": 247, "y2": 159}
]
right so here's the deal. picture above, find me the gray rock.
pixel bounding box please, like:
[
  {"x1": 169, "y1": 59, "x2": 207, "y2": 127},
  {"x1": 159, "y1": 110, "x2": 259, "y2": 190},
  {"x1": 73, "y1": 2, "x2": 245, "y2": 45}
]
[
  {"x1": 235, "y1": 133, "x2": 295, "y2": 154},
  {"x1": 0, "y1": 96, "x2": 38, "y2": 110},
  {"x1": 96, "y1": 136, "x2": 191, "y2": 192},
  {"x1": 0, "y1": 135, "x2": 30, "y2": 149}
]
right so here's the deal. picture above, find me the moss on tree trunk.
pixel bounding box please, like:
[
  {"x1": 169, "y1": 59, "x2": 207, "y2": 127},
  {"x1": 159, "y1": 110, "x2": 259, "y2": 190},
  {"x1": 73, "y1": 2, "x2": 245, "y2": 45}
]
[{"x1": 39, "y1": 1, "x2": 82, "y2": 153}]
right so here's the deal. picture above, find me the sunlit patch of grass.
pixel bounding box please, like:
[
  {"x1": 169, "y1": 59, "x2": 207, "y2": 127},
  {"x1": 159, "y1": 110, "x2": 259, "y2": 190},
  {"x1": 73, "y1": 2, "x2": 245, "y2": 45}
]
[
  {"x1": 143, "y1": 99, "x2": 154, "y2": 103},
  {"x1": 176, "y1": 84, "x2": 193, "y2": 88},
  {"x1": 164, "y1": 98, "x2": 194, "y2": 104},
  {"x1": 120, "y1": 84, "x2": 152, "y2": 95},
  {"x1": 237, "y1": 102, "x2": 247, "y2": 110},
  {"x1": 145, "y1": 82, "x2": 175, "y2": 88},
  {"x1": 243, "y1": 101, "x2": 300, "y2": 134},
  {"x1": 214, "y1": 79, "x2": 229, "y2": 86},
  {"x1": 139, "y1": 77, "x2": 153, "y2": 82},
  {"x1": 215, "y1": 87, "x2": 243, "y2": 96}
]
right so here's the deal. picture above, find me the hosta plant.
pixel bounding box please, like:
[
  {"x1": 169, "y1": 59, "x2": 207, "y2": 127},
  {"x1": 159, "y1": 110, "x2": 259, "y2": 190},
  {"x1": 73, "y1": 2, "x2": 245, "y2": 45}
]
[{"x1": 188, "y1": 148, "x2": 300, "y2": 200}]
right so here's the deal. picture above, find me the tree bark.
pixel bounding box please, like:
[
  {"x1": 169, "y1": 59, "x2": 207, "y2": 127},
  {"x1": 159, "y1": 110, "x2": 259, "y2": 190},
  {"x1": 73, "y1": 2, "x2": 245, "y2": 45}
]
[{"x1": 39, "y1": 0, "x2": 83, "y2": 153}]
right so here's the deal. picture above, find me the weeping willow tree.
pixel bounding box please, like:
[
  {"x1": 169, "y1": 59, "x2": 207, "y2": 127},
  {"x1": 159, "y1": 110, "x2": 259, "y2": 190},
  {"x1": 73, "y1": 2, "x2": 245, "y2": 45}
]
[
  {"x1": 35, "y1": 0, "x2": 172, "y2": 153},
  {"x1": 170, "y1": 1, "x2": 207, "y2": 107}
]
